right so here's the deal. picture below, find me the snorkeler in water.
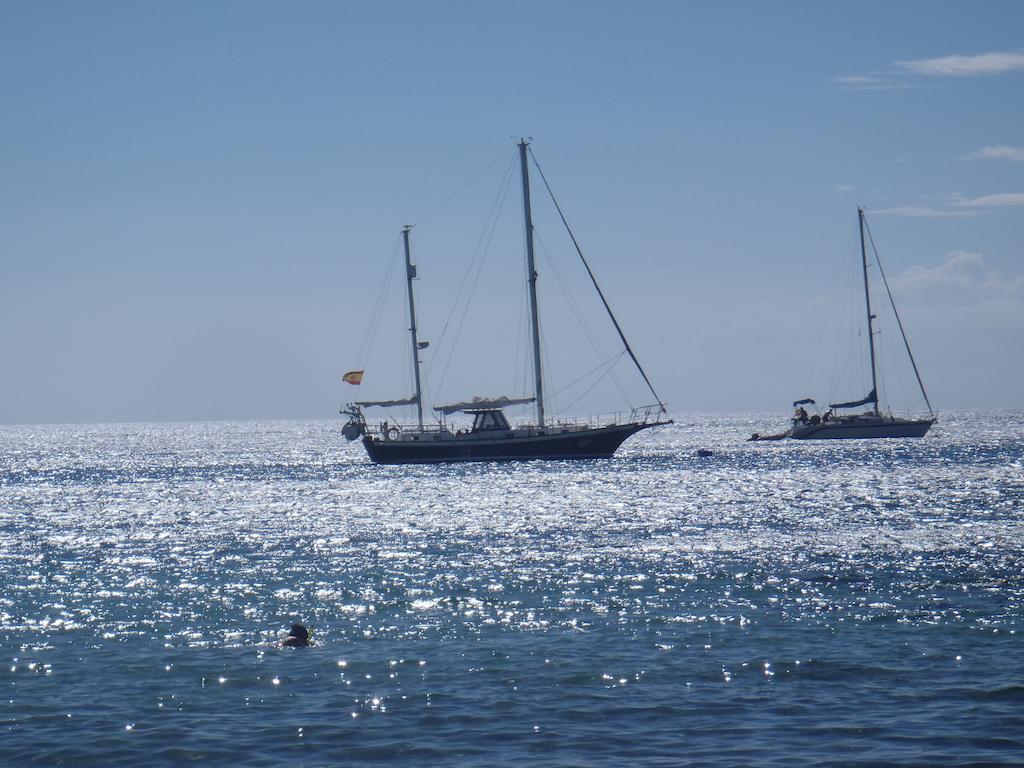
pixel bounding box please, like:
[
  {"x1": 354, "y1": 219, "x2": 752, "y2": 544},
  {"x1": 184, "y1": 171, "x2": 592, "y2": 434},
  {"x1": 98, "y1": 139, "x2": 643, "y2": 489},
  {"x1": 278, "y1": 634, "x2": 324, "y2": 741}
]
[{"x1": 280, "y1": 623, "x2": 310, "y2": 647}]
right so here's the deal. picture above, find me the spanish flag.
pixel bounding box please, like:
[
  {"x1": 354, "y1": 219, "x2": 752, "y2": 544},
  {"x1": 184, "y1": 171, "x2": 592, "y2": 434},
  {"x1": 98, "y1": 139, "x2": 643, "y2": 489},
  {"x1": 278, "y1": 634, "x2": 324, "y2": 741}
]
[{"x1": 342, "y1": 370, "x2": 364, "y2": 385}]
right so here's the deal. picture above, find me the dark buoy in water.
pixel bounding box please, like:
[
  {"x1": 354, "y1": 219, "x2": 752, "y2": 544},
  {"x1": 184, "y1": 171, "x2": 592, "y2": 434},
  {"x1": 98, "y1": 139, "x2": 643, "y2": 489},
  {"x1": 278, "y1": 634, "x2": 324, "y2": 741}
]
[
  {"x1": 281, "y1": 623, "x2": 310, "y2": 647},
  {"x1": 696, "y1": 449, "x2": 713, "y2": 458}
]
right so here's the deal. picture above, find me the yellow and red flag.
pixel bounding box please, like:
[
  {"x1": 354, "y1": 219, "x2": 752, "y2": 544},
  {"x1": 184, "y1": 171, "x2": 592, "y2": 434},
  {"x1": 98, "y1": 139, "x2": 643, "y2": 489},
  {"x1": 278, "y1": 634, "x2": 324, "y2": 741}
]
[{"x1": 342, "y1": 370, "x2": 364, "y2": 385}]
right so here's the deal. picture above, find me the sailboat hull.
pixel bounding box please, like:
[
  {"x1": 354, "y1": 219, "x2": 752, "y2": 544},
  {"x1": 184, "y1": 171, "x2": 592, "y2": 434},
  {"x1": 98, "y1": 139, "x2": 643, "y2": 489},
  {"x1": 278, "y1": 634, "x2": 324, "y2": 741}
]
[
  {"x1": 362, "y1": 422, "x2": 656, "y2": 464},
  {"x1": 790, "y1": 417, "x2": 934, "y2": 440}
]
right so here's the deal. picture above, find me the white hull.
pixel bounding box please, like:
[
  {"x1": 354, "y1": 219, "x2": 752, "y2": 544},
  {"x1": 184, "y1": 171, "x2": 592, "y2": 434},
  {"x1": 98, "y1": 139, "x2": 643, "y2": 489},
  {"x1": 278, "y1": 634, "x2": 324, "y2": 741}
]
[
  {"x1": 758, "y1": 208, "x2": 937, "y2": 445},
  {"x1": 790, "y1": 417, "x2": 933, "y2": 440}
]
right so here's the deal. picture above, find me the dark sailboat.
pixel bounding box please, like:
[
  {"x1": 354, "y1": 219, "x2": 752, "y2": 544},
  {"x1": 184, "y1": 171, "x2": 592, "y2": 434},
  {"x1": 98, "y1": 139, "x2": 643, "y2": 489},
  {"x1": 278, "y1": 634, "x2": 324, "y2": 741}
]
[
  {"x1": 754, "y1": 207, "x2": 934, "y2": 441},
  {"x1": 341, "y1": 140, "x2": 671, "y2": 463}
]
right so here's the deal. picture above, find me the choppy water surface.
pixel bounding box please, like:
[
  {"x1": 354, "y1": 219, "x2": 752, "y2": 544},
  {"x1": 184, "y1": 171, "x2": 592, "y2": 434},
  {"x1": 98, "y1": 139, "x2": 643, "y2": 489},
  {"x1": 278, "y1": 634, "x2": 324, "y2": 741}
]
[{"x1": 2, "y1": 413, "x2": 1023, "y2": 766}]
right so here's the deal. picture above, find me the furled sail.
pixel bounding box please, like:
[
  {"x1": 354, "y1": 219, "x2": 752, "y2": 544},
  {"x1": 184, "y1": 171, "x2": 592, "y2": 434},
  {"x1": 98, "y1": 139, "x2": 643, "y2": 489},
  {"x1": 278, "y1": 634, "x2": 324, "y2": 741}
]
[
  {"x1": 829, "y1": 388, "x2": 877, "y2": 410},
  {"x1": 433, "y1": 396, "x2": 535, "y2": 415},
  {"x1": 356, "y1": 396, "x2": 419, "y2": 408}
]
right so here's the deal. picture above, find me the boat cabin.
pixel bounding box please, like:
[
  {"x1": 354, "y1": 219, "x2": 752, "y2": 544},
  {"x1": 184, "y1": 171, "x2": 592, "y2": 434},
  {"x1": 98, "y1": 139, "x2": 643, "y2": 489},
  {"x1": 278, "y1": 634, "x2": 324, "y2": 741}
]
[{"x1": 467, "y1": 408, "x2": 511, "y2": 433}]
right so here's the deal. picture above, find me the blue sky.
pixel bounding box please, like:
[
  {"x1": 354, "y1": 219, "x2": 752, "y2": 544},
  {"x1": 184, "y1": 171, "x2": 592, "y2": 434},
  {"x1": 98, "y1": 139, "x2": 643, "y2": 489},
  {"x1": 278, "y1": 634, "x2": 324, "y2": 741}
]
[{"x1": 1, "y1": 1, "x2": 1022, "y2": 424}]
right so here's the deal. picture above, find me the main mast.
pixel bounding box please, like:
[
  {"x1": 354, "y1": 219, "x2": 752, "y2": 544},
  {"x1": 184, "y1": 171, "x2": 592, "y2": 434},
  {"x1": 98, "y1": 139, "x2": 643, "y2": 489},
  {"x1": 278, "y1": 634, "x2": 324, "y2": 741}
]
[
  {"x1": 402, "y1": 226, "x2": 425, "y2": 430},
  {"x1": 858, "y1": 207, "x2": 880, "y2": 416},
  {"x1": 519, "y1": 139, "x2": 545, "y2": 428}
]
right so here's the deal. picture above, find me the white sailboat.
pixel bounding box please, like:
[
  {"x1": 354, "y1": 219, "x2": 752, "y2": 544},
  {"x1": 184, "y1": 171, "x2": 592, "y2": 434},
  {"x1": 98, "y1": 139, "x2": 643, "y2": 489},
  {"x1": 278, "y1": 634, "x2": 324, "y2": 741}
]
[{"x1": 754, "y1": 207, "x2": 935, "y2": 441}]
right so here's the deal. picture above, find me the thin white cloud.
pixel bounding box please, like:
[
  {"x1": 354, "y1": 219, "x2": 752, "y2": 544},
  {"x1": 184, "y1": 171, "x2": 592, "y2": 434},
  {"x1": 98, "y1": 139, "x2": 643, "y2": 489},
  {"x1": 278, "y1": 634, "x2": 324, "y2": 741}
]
[
  {"x1": 871, "y1": 205, "x2": 977, "y2": 219},
  {"x1": 896, "y1": 50, "x2": 1024, "y2": 77},
  {"x1": 893, "y1": 251, "x2": 986, "y2": 289},
  {"x1": 874, "y1": 192, "x2": 1024, "y2": 217},
  {"x1": 953, "y1": 193, "x2": 1024, "y2": 208},
  {"x1": 888, "y1": 253, "x2": 1024, "y2": 359},
  {"x1": 832, "y1": 74, "x2": 916, "y2": 90},
  {"x1": 833, "y1": 75, "x2": 885, "y2": 85},
  {"x1": 835, "y1": 184, "x2": 855, "y2": 192},
  {"x1": 965, "y1": 145, "x2": 1024, "y2": 163},
  {"x1": 892, "y1": 251, "x2": 1024, "y2": 304}
]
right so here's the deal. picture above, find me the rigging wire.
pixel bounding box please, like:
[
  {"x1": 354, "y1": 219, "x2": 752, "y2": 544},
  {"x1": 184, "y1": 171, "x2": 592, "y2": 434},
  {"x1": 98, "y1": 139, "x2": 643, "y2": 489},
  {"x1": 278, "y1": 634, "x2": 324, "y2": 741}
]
[
  {"x1": 539, "y1": 312, "x2": 556, "y2": 415},
  {"x1": 864, "y1": 215, "x2": 934, "y2": 415},
  {"x1": 528, "y1": 146, "x2": 667, "y2": 413},
  {"x1": 534, "y1": 229, "x2": 631, "y2": 407},
  {"x1": 875, "y1": 270, "x2": 917, "y2": 414},
  {"x1": 356, "y1": 234, "x2": 402, "y2": 366},
  {"x1": 879, "y1": 299, "x2": 913, "y2": 415},
  {"x1": 875, "y1": 308, "x2": 889, "y2": 414},
  {"x1": 828, "y1": 247, "x2": 858, "y2": 404},
  {"x1": 512, "y1": 253, "x2": 529, "y2": 401},
  {"x1": 412, "y1": 146, "x2": 516, "y2": 228},
  {"x1": 354, "y1": 235, "x2": 404, "y2": 404},
  {"x1": 424, "y1": 152, "x2": 516, "y2": 375},
  {"x1": 560, "y1": 355, "x2": 627, "y2": 415},
  {"x1": 428, "y1": 152, "x2": 518, "y2": 398},
  {"x1": 850, "y1": 257, "x2": 869, "y2": 404},
  {"x1": 548, "y1": 351, "x2": 626, "y2": 403},
  {"x1": 802, "y1": 222, "x2": 857, "y2": 400}
]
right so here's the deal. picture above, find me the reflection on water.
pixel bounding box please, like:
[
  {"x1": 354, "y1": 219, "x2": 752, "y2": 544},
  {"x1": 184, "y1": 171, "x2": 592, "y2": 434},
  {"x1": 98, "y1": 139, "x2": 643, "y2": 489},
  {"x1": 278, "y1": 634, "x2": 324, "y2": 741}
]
[{"x1": 2, "y1": 413, "x2": 1023, "y2": 765}]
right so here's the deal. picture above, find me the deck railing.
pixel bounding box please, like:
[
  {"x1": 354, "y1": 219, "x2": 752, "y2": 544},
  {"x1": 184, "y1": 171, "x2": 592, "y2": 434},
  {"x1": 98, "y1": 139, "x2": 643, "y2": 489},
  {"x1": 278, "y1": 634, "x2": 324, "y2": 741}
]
[
  {"x1": 349, "y1": 402, "x2": 668, "y2": 438},
  {"x1": 516, "y1": 403, "x2": 668, "y2": 430}
]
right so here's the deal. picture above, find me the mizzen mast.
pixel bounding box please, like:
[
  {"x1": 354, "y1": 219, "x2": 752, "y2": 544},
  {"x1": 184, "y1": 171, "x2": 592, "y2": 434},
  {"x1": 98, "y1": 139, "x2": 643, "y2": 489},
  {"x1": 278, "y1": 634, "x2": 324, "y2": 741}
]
[{"x1": 402, "y1": 225, "x2": 425, "y2": 430}]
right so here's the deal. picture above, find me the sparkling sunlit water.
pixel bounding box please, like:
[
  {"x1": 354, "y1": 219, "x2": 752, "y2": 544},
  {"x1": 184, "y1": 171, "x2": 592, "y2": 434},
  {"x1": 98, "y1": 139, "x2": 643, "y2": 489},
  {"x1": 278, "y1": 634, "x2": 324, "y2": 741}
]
[{"x1": 2, "y1": 413, "x2": 1022, "y2": 765}]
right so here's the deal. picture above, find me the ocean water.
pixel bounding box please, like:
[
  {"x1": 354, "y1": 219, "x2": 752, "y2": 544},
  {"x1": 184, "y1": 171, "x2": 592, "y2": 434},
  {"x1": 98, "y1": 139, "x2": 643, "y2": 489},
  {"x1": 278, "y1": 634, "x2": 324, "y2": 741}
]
[{"x1": 1, "y1": 412, "x2": 1022, "y2": 766}]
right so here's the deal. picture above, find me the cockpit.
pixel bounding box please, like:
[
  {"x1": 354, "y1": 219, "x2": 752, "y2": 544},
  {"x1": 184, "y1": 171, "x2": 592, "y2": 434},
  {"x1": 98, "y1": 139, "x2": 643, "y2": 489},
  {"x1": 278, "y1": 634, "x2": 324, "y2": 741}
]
[{"x1": 469, "y1": 409, "x2": 511, "y2": 433}]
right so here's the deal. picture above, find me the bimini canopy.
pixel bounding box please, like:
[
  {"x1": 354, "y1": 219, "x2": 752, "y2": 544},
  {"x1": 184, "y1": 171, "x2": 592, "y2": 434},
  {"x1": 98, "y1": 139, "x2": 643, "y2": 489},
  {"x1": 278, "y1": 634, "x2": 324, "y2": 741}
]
[
  {"x1": 829, "y1": 388, "x2": 877, "y2": 410},
  {"x1": 433, "y1": 395, "x2": 535, "y2": 416},
  {"x1": 356, "y1": 396, "x2": 419, "y2": 408},
  {"x1": 792, "y1": 398, "x2": 816, "y2": 407}
]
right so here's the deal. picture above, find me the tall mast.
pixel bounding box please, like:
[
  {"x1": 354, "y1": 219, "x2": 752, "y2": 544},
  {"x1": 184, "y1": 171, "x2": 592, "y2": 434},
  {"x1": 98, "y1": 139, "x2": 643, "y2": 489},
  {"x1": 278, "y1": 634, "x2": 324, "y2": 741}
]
[
  {"x1": 858, "y1": 207, "x2": 880, "y2": 416},
  {"x1": 402, "y1": 226, "x2": 425, "y2": 430},
  {"x1": 519, "y1": 139, "x2": 545, "y2": 428}
]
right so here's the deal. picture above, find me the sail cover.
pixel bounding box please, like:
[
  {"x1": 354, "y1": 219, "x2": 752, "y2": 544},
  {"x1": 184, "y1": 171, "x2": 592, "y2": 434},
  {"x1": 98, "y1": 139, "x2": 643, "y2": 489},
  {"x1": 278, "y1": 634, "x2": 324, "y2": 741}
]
[
  {"x1": 356, "y1": 396, "x2": 419, "y2": 408},
  {"x1": 434, "y1": 396, "x2": 535, "y2": 415},
  {"x1": 829, "y1": 388, "x2": 877, "y2": 409},
  {"x1": 792, "y1": 398, "x2": 816, "y2": 407}
]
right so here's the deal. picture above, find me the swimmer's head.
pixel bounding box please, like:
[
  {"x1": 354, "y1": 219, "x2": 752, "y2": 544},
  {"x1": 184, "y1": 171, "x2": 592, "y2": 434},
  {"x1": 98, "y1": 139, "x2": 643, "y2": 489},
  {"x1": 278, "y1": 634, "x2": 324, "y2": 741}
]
[{"x1": 279, "y1": 623, "x2": 310, "y2": 646}]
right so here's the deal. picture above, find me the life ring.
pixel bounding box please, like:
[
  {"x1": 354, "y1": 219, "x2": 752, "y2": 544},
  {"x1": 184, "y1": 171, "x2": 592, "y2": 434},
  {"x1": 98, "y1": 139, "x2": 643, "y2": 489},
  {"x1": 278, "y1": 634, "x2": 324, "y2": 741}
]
[{"x1": 386, "y1": 426, "x2": 401, "y2": 441}]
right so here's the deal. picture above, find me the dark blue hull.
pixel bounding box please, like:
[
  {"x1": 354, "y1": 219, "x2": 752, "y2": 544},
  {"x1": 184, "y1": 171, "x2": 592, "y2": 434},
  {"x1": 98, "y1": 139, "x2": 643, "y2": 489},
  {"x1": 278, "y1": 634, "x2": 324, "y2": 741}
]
[{"x1": 362, "y1": 423, "x2": 655, "y2": 464}]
